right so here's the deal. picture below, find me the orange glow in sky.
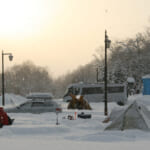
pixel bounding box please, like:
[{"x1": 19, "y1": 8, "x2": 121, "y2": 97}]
[{"x1": 0, "y1": 0, "x2": 150, "y2": 77}]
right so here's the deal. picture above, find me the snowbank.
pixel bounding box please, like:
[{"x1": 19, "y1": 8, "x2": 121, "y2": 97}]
[{"x1": 0, "y1": 93, "x2": 27, "y2": 107}]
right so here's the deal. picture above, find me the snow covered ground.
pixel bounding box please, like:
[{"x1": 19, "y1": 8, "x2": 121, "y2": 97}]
[{"x1": 0, "y1": 94, "x2": 150, "y2": 150}]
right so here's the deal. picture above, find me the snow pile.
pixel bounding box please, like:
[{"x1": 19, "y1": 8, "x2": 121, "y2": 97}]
[
  {"x1": 0, "y1": 93, "x2": 27, "y2": 107},
  {"x1": 127, "y1": 77, "x2": 135, "y2": 83},
  {"x1": 128, "y1": 94, "x2": 150, "y2": 107}
]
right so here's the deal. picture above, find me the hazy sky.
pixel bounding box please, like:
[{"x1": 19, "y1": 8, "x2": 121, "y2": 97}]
[{"x1": 0, "y1": 0, "x2": 150, "y2": 78}]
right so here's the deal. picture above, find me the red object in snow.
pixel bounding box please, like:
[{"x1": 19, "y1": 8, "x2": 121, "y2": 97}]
[
  {"x1": 56, "y1": 108, "x2": 62, "y2": 113},
  {"x1": 0, "y1": 107, "x2": 9, "y2": 125}
]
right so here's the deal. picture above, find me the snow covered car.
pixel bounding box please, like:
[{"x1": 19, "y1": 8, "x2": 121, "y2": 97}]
[
  {"x1": 5, "y1": 100, "x2": 62, "y2": 113},
  {"x1": 26, "y1": 92, "x2": 54, "y2": 100}
]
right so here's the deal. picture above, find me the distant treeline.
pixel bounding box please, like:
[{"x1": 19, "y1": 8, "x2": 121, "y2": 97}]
[{"x1": 1, "y1": 27, "x2": 150, "y2": 98}]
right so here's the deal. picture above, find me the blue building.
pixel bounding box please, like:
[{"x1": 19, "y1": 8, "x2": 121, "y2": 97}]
[{"x1": 142, "y1": 75, "x2": 150, "y2": 95}]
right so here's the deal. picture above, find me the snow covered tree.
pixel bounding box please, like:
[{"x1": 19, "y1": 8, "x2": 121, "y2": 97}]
[{"x1": 3, "y1": 61, "x2": 54, "y2": 96}]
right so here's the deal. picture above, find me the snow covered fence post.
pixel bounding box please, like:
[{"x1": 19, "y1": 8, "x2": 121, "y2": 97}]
[{"x1": 56, "y1": 108, "x2": 61, "y2": 125}]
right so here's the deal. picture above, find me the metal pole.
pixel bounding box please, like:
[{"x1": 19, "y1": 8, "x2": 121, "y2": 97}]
[
  {"x1": 2, "y1": 51, "x2": 5, "y2": 106},
  {"x1": 104, "y1": 30, "x2": 108, "y2": 116}
]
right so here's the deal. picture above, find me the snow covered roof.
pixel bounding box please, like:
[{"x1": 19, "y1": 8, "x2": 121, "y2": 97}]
[
  {"x1": 67, "y1": 82, "x2": 125, "y2": 88},
  {"x1": 26, "y1": 92, "x2": 53, "y2": 99},
  {"x1": 142, "y1": 74, "x2": 150, "y2": 79}
]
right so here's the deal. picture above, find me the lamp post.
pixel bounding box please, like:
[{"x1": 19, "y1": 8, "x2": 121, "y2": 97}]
[
  {"x1": 104, "y1": 30, "x2": 111, "y2": 116},
  {"x1": 2, "y1": 50, "x2": 13, "y2": 106}
]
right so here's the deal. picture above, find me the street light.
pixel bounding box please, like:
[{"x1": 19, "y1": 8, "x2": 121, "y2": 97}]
[
  {"x1": 104, "y1": 30, "x2": 111, "y2": 116},
  {"x1": 2, "y1": 50, "x2": 13, "y2": 106}
]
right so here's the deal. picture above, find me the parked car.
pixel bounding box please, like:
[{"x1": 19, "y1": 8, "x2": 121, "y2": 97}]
[{"x1": 5, "y1": 99, "x2": 62, "y2": 113}]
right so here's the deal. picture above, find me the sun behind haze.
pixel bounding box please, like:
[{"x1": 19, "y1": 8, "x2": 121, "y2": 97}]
[{"x1": 0, "y1": 0, "x2": 150, "y2": 77}]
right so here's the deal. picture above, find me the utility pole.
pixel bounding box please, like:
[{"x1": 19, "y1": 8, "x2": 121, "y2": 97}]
[
  {"x1": 104, "y1": 30, "x2": 111, "y2": 116},
  {"x1": 2, "y1": 51, "x2": 4, "y2": 106}
]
